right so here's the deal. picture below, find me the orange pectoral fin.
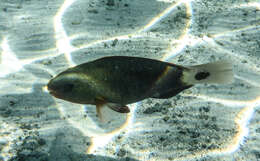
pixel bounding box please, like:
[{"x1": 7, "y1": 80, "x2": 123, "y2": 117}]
[
  {"x1": 95, "y1": 98, "x2": 109, "y2": 122},
  {"x1": 96, "y1": 102, "x2": 105, "y2": 122}
]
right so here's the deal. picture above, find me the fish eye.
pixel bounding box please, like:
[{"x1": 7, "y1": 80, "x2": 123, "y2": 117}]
[{"x1": 62, "y1": 83, "x2": 74, "y2": 93}]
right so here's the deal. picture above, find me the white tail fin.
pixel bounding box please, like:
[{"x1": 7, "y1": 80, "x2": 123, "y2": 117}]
[{"x1": 182, "y1": 60, "x2": 234, "y2": 85}]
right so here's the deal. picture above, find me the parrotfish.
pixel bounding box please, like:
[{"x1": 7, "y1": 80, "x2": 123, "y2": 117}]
[{"x1": 47, "y1": 56, "x2": 233, "y2": 120}]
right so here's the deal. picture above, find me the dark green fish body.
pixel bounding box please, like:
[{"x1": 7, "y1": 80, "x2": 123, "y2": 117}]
[
  {"x1": 47, "y1": 56, "x2": 233, "y2": 118},
  {"x1": 66, "y1": 56, "x2": 191, "y2": 105}
]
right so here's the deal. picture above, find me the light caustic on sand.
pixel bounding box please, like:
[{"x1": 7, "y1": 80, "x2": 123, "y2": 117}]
[{"x1": 1, "y1": 0, "x2": 260, "y2": 160}]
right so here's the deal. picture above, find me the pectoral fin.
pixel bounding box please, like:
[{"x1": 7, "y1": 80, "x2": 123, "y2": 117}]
[
  {"x1": 96, "y1": 100, "x2": 106, "y2": 122},
  {"x1": 95, "y1": 98, "x2": 130, "y2": 123},
  {"x1": 107, "y1": 103, "x2": 130, "y2": 113}
]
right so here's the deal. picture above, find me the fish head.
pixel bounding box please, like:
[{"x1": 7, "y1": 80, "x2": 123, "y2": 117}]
[{"x1": 47, "y1": 71, "x2": 96, "y2": 104}]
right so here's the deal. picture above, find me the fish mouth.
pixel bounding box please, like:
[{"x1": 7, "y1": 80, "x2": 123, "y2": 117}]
[
  {"x1": 47, "y1": 84, "x2": 61, "y2": 98},
  {"x1": 47, "y1": 87, "x2": 56, "y2": 96},
  {"x1": 48, "y1": 89, "x2": 63, "y2": 99}
]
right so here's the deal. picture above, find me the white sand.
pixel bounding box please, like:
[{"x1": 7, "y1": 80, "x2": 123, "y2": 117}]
[{"x1": 0, "y1": 0, "x2": 260, "y2": 161}]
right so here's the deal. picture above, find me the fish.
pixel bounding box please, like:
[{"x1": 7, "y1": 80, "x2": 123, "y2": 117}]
[{"x1": 47, "y1": 56, "x2": 233, "y2": 121}]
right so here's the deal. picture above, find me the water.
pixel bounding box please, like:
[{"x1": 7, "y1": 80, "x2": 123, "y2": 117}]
[{"x1": 0, "y1": 0, "x2": 260, "y2": 160}]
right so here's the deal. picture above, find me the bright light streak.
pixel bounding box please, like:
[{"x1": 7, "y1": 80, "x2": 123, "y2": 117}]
[
  {"x1": 162, "y1": 2, "x2": 195, "y2": 61},
  {"x1": 0, "y1": 38, "x2": 23, "y2": 77},
  {"x1": 51, "y1": 0, "x2": 260, "y2": 158},
  {"x1": 68, "y1": 1, "x2": 195, "y2": 53},
  {"x1": 182, "y1": 93, "x2": 250, "y2": 107},
  {"x1": 163, "y1": 35, "x2": 203, "y2": 61},
  {"x1": 53, "y1": 0, "x2": 77, "y2": 67},
  {"x1": 235, "y1": 75, "x2": 260, "y2": 87},
  {"x1": 206, "y1": 2, "x2": 260, "y2": 39},
  {"x1": 139, "y1": 1, "x2": 183, "y2": 32},
  {"x1": 2, "y1": 0, "x2": 259, "y2": 160},
  {"x1": 207, "y1": 39, "x2": 260, "y2": 71},
  {"x1": 53, "y1": 96, "x2": 138, "y2": 155},
  {"x1": 235, "y1": 2, "x2": 260, "y2": 10},
  {"x1": 209, "y1": 97, "x2": 259, "y2": 155},
  {"x1": 173, "y1": 97, "x2": 260, "y2": 161},
  {"x1": 212, "y1": 25, "x2": 260, "y2": 39},
  {"x1": 139, "y1": 0, "x2": 195, "y2": 33},
  {"x1": 87, "y1": 118, "x2": 130, "y2": 154},
  {"x1": 56, "y1": 103, "x2": 105, "y2": 136},
  {"x1": 87, "y1": 103, "x2": 137, "y2": 154}
]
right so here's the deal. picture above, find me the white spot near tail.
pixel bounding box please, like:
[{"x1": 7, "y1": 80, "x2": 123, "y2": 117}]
[{"x1": 182, "y1": 60, "x2": 234, "y2": 85}]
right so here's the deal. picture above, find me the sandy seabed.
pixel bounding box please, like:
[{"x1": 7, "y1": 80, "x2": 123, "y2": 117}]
[{"x1": 0, "y1": 0, "x2": 260, "y2": 161}]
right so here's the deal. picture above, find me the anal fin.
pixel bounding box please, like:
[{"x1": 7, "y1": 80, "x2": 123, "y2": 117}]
[
  {"x1": 95, "y1": 98, "x2": 130, "y2": 123},
  {"x1": 107, "y1": 103, "x2": 130, "y2": 113}
]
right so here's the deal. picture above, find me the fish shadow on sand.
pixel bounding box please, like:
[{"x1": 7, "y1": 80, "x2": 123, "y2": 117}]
[
  {"x1": 0, "y1": 83, "x2": 58, "y2": 122},
  {"x1": 47, "y1": 129, "x2": 139, "y2": 161},
  {"x1": 0, "y1": 83, "x2": 57, "y2": 121},
  {"x1": 10, "y1": 126, "x2": 138, "y2": 161},
  {"x1": 0, "y1": 83, "x2": 138, "y2": 161}
]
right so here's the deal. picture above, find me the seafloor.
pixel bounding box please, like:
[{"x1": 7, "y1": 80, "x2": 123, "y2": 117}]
[{"x1": 0, "y1": 0, "x2": 260, "y2": 161}]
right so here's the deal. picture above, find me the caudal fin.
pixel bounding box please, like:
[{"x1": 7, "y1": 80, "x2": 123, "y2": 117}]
[{"x1": 182, "y1": 60, "x2": 234, "y2": 85}]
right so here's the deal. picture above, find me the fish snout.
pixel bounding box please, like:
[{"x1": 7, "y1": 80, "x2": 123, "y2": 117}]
[
  {"x1": 46, "y1": 78, "x2": 68, "y2": 99},
  {"x1": 47, "y1": 79, "x2": 56, "y2": 95},
  {"x1": 47, "y1": 79, "x2": 52, "y2": 91}
]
